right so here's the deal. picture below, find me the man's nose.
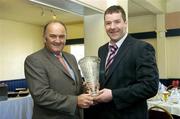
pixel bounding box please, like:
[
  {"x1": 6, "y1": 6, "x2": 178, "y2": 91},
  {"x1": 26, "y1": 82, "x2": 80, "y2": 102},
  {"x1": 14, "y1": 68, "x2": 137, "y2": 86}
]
[
  {"x1": 110, "y1": 23, "x2": 115, "y2": 29},
  {"x1": 55, "y1": 36, "x2": 63, "y2": 41}
]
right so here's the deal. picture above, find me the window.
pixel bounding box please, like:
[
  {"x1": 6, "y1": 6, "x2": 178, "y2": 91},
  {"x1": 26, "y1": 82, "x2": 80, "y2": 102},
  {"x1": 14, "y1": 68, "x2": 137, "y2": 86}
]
[{"x1": 70, "y1": 44, "x2": 84, "y2": 63}]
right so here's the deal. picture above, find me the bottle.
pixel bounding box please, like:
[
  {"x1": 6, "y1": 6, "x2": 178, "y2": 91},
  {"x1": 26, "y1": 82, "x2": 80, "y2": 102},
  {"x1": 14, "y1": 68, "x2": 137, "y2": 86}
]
[
  {"x1": 168, "y1": 80, "x2": 180, "y2": 104},
  {"x1": 157, "y1": 82, "x2": 167, "y2": 101}
]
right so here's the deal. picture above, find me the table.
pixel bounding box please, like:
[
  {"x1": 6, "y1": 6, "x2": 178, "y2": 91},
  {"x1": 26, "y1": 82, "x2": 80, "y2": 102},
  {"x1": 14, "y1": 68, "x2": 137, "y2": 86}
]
[
  {"x1": 0, "y1": 95, "x2": 33, "y2": 119},
  {"x1": 148, "y1": 99, "x2": 180, "y2": 116}
]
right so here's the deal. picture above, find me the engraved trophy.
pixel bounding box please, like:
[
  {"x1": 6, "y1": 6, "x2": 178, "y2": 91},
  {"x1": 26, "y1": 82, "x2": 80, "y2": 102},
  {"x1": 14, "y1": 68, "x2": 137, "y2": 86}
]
[{"x1": 78, "y1": 56, "x2": 100, "y2": 97}]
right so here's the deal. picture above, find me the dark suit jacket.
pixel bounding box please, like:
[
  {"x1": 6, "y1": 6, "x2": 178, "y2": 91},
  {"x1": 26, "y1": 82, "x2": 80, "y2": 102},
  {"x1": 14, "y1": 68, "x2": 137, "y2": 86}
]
[
  {"x1": 24, "y1": 47, "x2": 83, "y2": 119},
  {"x1": 84, "y1": 35, "x2": 159, "y2": 119}
]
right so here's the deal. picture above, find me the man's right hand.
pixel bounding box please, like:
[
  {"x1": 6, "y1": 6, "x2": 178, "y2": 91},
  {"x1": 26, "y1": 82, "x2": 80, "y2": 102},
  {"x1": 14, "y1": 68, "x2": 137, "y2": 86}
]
[{"x1": 77, "y1": 94, "x2": 94, "y2": 108}]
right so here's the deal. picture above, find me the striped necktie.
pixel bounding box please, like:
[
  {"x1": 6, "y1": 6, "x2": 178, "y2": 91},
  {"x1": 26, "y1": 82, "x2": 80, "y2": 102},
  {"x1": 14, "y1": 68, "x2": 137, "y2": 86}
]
[{"x1": 105, "y1": 44, "x2": 118, "y2": 74}]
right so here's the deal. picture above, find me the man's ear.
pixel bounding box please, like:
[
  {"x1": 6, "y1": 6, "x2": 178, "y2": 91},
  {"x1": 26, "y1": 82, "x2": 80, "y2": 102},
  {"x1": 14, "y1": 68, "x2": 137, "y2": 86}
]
[{"x1": 43, "y1": 37, "x2": 47, "y2": 43}]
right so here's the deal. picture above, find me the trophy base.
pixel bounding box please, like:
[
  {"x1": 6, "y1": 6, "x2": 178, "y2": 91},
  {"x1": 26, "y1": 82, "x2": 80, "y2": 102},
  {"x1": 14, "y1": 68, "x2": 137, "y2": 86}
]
[
  {"x1": 90, "y1": 91, "x2": 99, "y2": 97},
  {"x1": 91, "y1": 94, "x2": 98, "y2": 97}
]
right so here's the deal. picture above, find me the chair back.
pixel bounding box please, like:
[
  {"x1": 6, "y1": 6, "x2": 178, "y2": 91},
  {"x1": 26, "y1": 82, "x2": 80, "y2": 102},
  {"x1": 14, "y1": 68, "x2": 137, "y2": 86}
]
[{"x1": 148, "y1": 105, "x2": 174, "y2": 119}]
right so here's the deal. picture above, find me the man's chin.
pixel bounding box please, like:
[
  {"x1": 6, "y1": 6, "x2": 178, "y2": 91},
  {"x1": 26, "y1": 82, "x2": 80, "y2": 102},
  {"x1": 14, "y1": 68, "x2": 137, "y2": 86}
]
[
  {"x1": 109, "y1": 34, "x2": 118, "y2": 39},
  {"x1": 110, "y1": 37, "x2": 120, "y2": 41},
  {"x1": 50, "y1": 48, "x2": 61, "y2": 54}
]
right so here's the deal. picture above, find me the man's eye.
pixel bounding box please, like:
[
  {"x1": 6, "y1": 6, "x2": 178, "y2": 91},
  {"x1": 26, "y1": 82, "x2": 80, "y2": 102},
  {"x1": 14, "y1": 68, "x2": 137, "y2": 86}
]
[
  {"x1": 49, "y1": 35, "x2": 57, "y2": 39},
  {"x1": 105, "y1": 22, "x2": 111, "y2": 25},
  {"x1": 115, "y1": 20, "x2": 121, "y2": 24},
  {"x1": 59, "y1": 35, "x2": 65, "y2": 39}
]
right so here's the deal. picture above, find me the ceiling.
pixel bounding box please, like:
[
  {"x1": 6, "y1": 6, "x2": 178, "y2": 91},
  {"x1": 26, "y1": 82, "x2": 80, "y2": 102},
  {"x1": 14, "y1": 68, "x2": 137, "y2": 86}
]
[
  {"x1": 0, "y1": 0, "x2": 169, "y2": 26},
  {"x1": 0, "y1": 0, "x2": 84, "y2": 26}
]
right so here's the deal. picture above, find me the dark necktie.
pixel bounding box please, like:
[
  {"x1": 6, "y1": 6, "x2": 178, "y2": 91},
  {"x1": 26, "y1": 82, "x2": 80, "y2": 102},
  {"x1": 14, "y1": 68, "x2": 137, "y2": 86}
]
[{"x1": 105, "y1": 44, "x2": 118, "y2": 74}]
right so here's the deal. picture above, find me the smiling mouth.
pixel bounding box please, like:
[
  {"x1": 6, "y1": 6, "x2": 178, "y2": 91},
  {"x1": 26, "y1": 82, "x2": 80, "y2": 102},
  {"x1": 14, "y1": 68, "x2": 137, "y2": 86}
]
[
  {"x1": 53, "y1": 44, "x2": 60, "y2": 46},
  {"x1": 110, "y1": 31, "x2": 119, "y2": 35},
  {"x1": 53, "y1": 42, "x2": 63, "y2": 46},
  {"x1": 109, "y1": 30, "x2": 119, "y2": 33}
]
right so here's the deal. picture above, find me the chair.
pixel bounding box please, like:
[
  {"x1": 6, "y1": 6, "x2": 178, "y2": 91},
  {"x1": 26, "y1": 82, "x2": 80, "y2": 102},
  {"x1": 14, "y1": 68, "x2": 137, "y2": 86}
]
[
  {"x1": 148, "y1": 105, "x2": 174, "y2": 119},
  {"x1": 167, "y1": 85, "x2": 173, "y2": 91}
]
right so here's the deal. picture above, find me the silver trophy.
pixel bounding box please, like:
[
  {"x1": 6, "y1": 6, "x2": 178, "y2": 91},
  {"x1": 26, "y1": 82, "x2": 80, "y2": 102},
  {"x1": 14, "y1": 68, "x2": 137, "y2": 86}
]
[{"x1": 78, "y1": 56, "x2": 100, "y2": 97}]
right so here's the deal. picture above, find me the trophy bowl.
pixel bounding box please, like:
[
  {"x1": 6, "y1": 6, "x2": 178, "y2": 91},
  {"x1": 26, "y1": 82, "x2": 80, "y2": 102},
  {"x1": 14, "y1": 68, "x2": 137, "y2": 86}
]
[{"x1": 78, "y1": 56, "x2": 100, "y2": 97}]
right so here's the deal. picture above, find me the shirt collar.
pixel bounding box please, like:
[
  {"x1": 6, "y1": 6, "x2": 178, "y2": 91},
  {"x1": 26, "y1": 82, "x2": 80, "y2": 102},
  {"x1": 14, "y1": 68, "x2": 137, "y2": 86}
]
[{"x1": 54, "y1": 52, "x2": 63, "y2": 57}]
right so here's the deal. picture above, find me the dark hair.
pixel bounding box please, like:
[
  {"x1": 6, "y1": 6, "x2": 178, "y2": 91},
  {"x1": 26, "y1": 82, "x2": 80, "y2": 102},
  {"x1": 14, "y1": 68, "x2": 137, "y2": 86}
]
[
  {"x1": 104, "y1": 5, "x2": 126, "y2": 22},
  {"x1": 43, "y1": 20, "x2": 67, "y2": 36}
]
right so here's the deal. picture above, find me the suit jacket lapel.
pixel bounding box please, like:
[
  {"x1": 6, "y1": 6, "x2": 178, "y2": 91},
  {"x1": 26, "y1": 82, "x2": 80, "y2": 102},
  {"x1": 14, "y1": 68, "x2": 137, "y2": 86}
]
[
  {"x1": 101, "y1": 35, "x2": 133, "y2": 86},
  {"x1": 99, "y1": 44, "x2": 108, "y2": 84},
  {"x1": 63, "y1": 53, "x2": 79, "y2": 82},
  {"x1": 43, "y1": 48, "x2": 73, "y2": 79}
]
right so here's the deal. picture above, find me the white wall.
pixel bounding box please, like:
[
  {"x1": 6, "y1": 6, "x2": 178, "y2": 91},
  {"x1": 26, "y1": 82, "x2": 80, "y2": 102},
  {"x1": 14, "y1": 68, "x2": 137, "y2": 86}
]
[
  {"x1": 0, "y1": 19, "x2": 43, "y2": 80},
  {"x1": 167, "y1": 36, "x2": 180, "y2": 78},
  {"x1": 66, "y1": 23, "x2": 84, "y2": 39},
  {"x1": 129, "y1": 15, "x2": 156, "y2": 33},
  {"x1": 84, "y1": 14, "x2": 108, "y2": 56}
]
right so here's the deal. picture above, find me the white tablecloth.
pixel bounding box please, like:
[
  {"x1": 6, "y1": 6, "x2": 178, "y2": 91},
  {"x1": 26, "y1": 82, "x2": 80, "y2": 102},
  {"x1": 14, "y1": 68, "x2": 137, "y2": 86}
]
[
  {"x1": 0, "y1": 95, "x2": 33, "y2": 119},
  {"x1": 148, "y1": 100, "x2": 180, "y2": 116}
]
